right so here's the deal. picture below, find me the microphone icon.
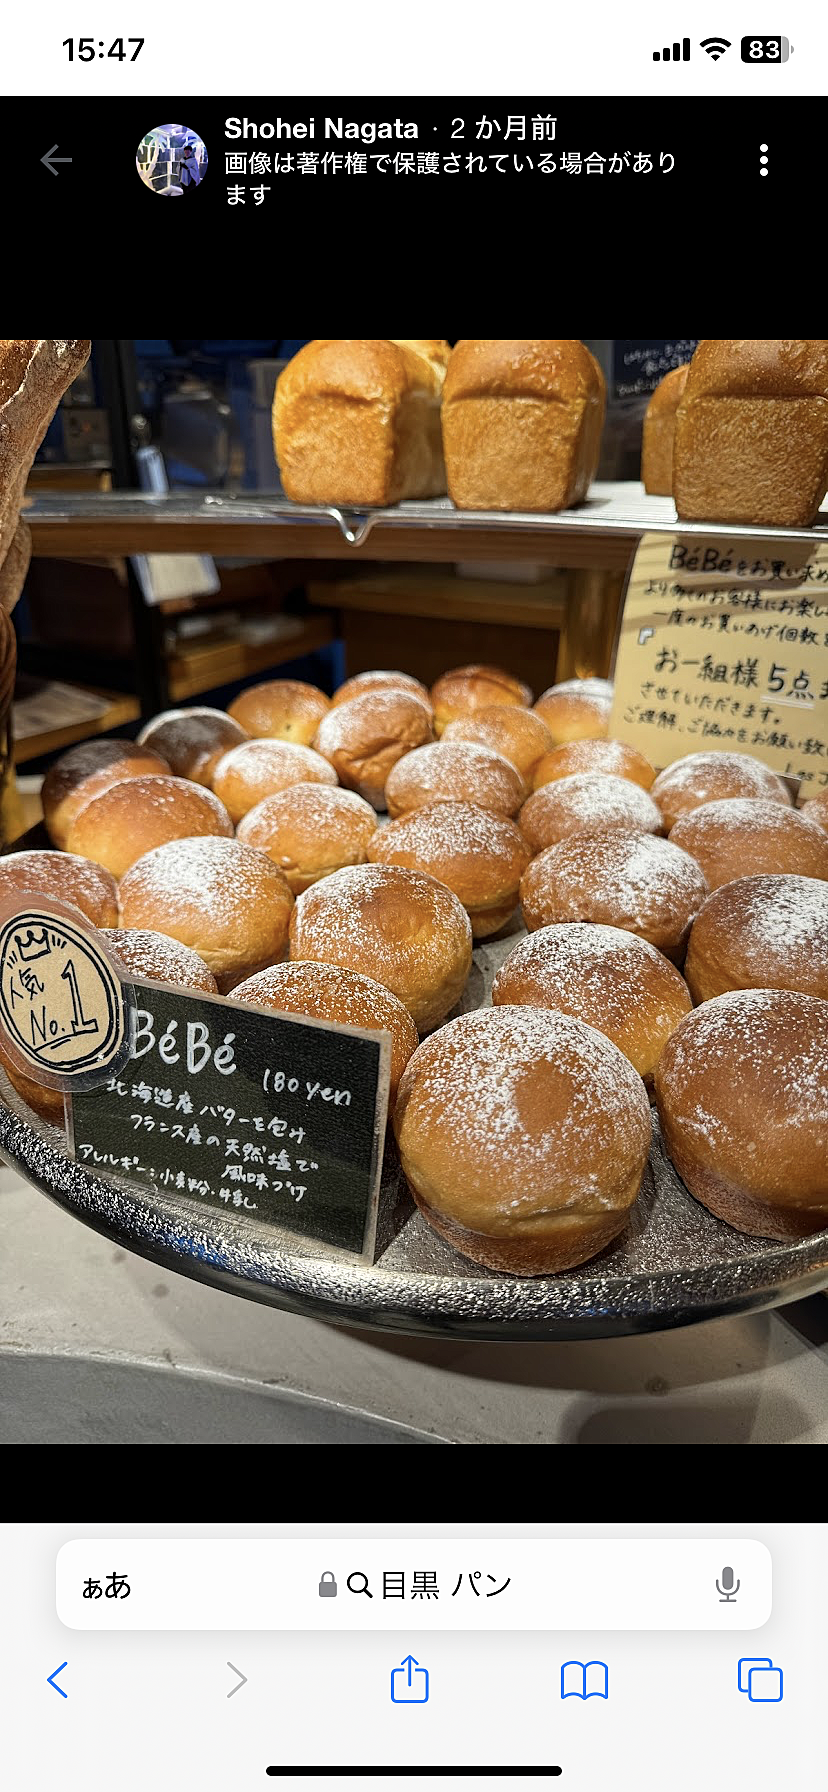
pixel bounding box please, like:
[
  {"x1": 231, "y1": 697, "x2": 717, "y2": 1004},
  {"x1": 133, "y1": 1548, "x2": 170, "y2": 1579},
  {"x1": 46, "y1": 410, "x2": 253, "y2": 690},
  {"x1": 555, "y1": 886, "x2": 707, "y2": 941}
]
[{"x1": 716, "y1": 1566, "x2": 740, "y2": 1602}]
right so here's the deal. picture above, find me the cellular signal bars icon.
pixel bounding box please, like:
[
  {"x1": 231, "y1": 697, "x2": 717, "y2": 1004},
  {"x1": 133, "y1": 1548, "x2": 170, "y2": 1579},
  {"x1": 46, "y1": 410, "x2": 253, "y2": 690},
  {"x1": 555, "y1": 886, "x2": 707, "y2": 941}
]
[{"x1": 653, "y1": 37, "x2": 691, "y2": 59}]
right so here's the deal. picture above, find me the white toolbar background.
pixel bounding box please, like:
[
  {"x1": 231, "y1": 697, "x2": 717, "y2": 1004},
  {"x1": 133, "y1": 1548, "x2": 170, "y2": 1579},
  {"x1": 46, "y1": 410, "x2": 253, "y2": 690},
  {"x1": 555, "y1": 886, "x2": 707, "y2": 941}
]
[
  {"x1": 3, "y1": 1525, "x2": 822, "y2": 1791},
  {"x1": 2, "y1": 4, "x2": 822, "y2": 96}
]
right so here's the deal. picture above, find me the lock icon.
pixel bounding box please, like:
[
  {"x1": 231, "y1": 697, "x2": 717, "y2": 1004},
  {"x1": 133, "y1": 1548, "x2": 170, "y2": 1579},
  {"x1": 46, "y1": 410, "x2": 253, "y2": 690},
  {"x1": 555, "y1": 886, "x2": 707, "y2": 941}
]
[{"x1": 318, "y1": 1571, "x2": 337, "y2": 1598}]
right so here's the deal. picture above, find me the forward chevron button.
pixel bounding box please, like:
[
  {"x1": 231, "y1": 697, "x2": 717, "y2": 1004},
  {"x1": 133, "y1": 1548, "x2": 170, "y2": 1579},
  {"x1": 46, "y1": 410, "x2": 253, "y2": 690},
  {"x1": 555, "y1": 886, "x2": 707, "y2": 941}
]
[{"x1": 227, "y1": 1661, "x2": 247, "y2": 1697}]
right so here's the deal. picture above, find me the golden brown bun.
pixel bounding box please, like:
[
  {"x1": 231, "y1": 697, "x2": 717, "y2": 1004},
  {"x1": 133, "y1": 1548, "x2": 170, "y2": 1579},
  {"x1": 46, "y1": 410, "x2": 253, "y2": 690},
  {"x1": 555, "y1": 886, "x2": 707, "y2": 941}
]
[
  {"x1": 42, "y1": 739, "x2": 171, "y2": 848},
  {"x1": 520, "y1": 829, "x2": 708, "y2": 963},
  {"x1": 641, "y1": 364, "x2": 690, "y2": 495},
  {"x1": 519, "y1": 774, "x2": 664, "y2": 853},
  {"x1": 226, "y1": 680, "x2": 330, "y2": 744},
  {"x1": 533, "y1": 738, "x2": 656, "y2": 792},
  {"x1": 102, "y1": 927, "x2": 218, "y2": 992},
  {"x1": 799, "y1": 788, "x2": 828, "y2": 832},
  {"x1": 231, "y1": 960, "x2": 418, "y2": 1105},
  {"x1": 331, "y1": 670, "x2": 432, "y2": 711},
  {"x1": 442, "y1": 340, "x2": 606, "y2": 513},
  {"x1": 273, "y1": 338, "x2": 448, "y2": 505},
  {"x1": 119, "y1": 836, "x2": 294, "y2": 994},
  {"x1": 492, "y1": 921, "x2": 692, "y2": 1088},
  {"x1": 66, "y1": 776, "x2": 234, "y2": 880},
  {"x1": 385, "y1": 741, "x2": 524, "y2": 820},
  {"x1": 442, "y1": 705, "x2": 553, "y2": 784},
  {"x1": 137, "y1": 707, "x2": 248, "y2": 784},
  {"x1": 289, "y1": 863, "x2": 472, "y2": 1032},
  {"x1": 651, "y1": 749, "x2": 793, "y2": 833},
  {"x1": 236, "y1": 784, "x2": 377, "y2": 893},
  {"x1": 655, "y1": 989, "x2": 828, "y2": 1240},
  {"x1": 0, "y1": 849, "x2": 118, "y2": 927},
  {"x1": 684, "y1": 874, "x2": 828, "y2": 1004},
  {"x1": 211, "y1": 739, "x2": 337, "y2": 824},
  {"x1": 0, "y1": 919, "x2": 219, "y2": 1126},
  {"x1": 533, "y1": 677, "x2": 613, "y2": 744},
  {"x1": 669, "y1": 798, "x2": 828, "y2": 891},
  {"x1": 368, "y1": 801, "x2": 532, "y2": 938},
  {"x1": 394, "y1": 1005, "x2": 651, "y2": 1275},
  {"x1": 313, "y1": 689, "x2": 433, "y2": 808},
  {"x1": 430, "y1": 663, "x2": 532, "y2": 734},
  {"x1": 673, "y1": 339, "x2": 828, "y2": 526}
]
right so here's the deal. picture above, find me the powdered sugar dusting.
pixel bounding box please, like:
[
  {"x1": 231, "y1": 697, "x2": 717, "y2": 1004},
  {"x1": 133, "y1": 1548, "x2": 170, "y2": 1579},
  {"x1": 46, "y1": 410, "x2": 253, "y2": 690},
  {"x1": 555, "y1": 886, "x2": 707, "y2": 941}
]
[
  {"x1": 238, "y1": 782, "x2": 377, "y2": 848},
  {"x1": 524, "y1": 830, "x2": 708, "y2": 930},
  {"x1": 541, "y1": 678, "x2": 614, "y2": 699},
  {"x1": 653, "y1": 750, "x2": 791, "y2": 821},
  {"x1": 660, "y1": 989, "x2": 828, "y2": 1148},
  {"x1": 386, "y1": 741, "x2": 523, "y2": 814},
  {"x1": 213, "y1": 739, "x2": 337, "y2": 794},
  {"x1": 291, "y1": 863, "x2": 471, "y2": 980},
  {"x1": 332, "y1": 670, "x2": 431, "y2": 708},
  {"x1": 314, "y1": 688, "x2": 433, "y2": 755},
  {"x1": 0, "y1": 849, "x2": 117, "y2": 924},
  {"x1": 494, "y1": 921, "x2": 685, "y2": 1011},
  {"x1": 371, "y1": 801, "x2": 528, "y2": 873},
  {"x1": 674, "y1": 797, "x2": 822, "y2": 840},
  {"x1": 137, "y1": 708, "x2": 247, "y2": 776},
  {"x1": 75, "y1": 774, "x2": 232, "y2": 830},
  {"x1": 698, "y1": 874, "x2": 828, "y2": 961},
  {"x1": 398, "y1": 1005, "x2": 651, "y2": 1208},
  {"x1": 103, "y1": 927, "x2": 217, "y2": 991},
  {"x1": 521, "y1": 774, "x2": 662, "y2": 846},
  {"x1": 119, "y1": 836, "x2": 290, "y2": 928}
]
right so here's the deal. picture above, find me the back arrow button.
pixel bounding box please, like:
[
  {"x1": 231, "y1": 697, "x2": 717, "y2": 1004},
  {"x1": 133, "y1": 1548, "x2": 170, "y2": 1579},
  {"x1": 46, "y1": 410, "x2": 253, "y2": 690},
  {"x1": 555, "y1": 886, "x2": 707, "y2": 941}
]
[
  {"x1": 47, "y1": 1661, "x2": 68, "y2": 1697},
  {"x1": 226, "y1": 1662, "x2": 247, "y2": 1698},
  {"x1": 41, "y1": 145, "x2": 72, "y2": 175}
]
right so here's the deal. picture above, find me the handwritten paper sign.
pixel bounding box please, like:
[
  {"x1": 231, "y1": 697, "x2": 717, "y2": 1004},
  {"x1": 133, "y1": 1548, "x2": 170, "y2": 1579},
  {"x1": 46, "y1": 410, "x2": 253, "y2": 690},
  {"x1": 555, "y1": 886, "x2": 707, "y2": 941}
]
[
  {"x1": 609, "y1": 532, "x2": 828, "y2": 786},
  {"x1": 0, "y1": 901, "x2": 127, "y2": 1087},
  {"x1": 69, "y1": 978, "x2": 390, "y2": 1261}
]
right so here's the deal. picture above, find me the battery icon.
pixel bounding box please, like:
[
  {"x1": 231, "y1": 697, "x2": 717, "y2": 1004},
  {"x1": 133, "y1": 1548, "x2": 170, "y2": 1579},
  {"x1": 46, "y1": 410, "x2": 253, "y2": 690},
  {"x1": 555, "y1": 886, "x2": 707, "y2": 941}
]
[{"x1": 741, "y1": 35, "x2": 793, "y2": 60}]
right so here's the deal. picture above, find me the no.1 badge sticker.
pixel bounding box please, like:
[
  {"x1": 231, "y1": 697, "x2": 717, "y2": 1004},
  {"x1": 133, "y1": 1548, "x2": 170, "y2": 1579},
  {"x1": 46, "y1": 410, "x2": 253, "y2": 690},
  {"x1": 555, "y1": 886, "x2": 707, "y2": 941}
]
[{"x1": 0, "y1": 897, "x2": 132, "y2": 1095}]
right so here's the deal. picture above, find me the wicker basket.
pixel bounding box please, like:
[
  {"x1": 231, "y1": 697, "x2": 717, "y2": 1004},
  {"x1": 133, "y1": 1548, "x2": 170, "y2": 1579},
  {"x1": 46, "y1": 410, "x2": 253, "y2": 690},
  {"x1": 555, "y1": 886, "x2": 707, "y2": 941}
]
[{"x1": 0, "y1": 606, "x2": 18, "y2": 848}]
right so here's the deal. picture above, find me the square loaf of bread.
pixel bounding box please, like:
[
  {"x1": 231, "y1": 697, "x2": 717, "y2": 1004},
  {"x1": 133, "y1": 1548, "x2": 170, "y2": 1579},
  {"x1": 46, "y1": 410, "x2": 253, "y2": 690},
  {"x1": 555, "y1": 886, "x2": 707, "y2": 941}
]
[
  {"x1": 273, "y1": 338, "x2": 449, "y2": 507},
  {"x1": 442, "y1": 339, "x2": 606, "y2": 513},
  {"x1": 673, "y1": 339, "x2": 828, "y2": 527}
]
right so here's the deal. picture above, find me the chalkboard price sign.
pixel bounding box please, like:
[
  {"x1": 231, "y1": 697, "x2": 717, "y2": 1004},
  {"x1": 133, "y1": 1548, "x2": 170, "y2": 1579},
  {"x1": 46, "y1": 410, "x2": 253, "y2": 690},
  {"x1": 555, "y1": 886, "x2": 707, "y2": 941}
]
[{"x1": 68, "y1": 979, "x2": 391, "y2": 1261}]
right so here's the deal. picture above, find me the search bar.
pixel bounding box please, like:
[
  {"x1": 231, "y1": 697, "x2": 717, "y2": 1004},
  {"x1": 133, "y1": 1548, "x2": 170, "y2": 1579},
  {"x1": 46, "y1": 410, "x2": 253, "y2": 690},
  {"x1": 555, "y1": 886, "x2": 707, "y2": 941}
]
[{"x1": 56, "y1": 1539, "x2": 771, "y2": 1630}]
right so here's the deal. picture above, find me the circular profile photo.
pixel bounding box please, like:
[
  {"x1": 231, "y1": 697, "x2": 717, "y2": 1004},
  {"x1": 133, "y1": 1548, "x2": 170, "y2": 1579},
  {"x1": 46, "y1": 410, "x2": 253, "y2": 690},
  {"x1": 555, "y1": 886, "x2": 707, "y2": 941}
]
[{"x1": 136, "y1": 123, "x2": 207, "y2": 195}]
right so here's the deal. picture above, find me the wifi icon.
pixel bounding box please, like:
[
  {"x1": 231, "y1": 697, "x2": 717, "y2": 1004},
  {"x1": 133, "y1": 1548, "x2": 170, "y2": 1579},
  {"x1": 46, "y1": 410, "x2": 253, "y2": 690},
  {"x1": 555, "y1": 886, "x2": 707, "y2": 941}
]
[{"x1": 700, "y1": 35, "x2": 731, "y2": 58}]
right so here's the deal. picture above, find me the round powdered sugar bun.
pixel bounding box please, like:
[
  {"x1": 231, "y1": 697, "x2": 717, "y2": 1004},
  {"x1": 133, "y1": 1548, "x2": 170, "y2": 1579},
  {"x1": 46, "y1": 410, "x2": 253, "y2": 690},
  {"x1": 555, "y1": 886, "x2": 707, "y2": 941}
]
[
  {"x1": 65, "y1": 775, "x2": 234, "y2": 880},
  {"x1": 0, "y1": 849, "x2": 118, "y2": 928},
  {"x1": 669, "y1": 797, "x2": 828, "y2": 891},
  {"x1": 492, "y1": 921, "x2": 692, "y2": 1086},
  {"x1": 651, "y1": 748, "x2": 792, "y2": 832},
  {"x1": 227, "y1": 679, "x2": 331, "y2": 744},
  {"x1": 313, "y1": 688, "x2": 434, "y2": 808},
  {"x1": 230, "y1": 960, "x2": 418, "y2": 1105},
  {"x1": 519, "y1": 828, "x2": 708, "y2": 963},
  {"x1": 289, "y1": 862, "x2": 472, "y2": 1032},
  {"x1": 367, "y1": 800, "x2": 531, "y2": 938},
  {"x1": 654, "y1": 989, "x2": 828, "y2": 1241},
  {"x1": 684, "y1": 874, "x2": 828, "y2": 1003},
  {"x1": 532, "y1": 678, "x2": 613, "y2": 745},
  {"x1": 384, "y1": 740, "x2": 524, "y2": 819},
  {"x1": 393, "y1": 1003, "x2": 652, "y2": 1276},
  {"x1": 102, "y1": 928, "x2": 218, "y2": 993},
  {"x1": 518, "y1": 773, "x2": 664, "y2": 853},
  {"x1": 41, "y1": 737, "x2": 171, "y2": 847},
  {"x1": 236, "y1": 783, "x2": 377, "y2": 892},
  {"x1": 118, "y1": 835, "x2": 294, "y2": 994},
  {"x1": 136, "y1": 707, "x2": 248, "y2": 785},
  {"x1": 441, "y1": 705, "x2": 553, "y2": 783},
  {"x1": 430, "y1": 664, "x2": 533, "y2": 734},
  {"x1": 330, "y1": 669, "x2": 432, "y2": 711},
  {"x1": 211, "y1": 738, "x2": 338, "y2": 823},
  {"x1": 532, "y1": 737, "x2": 656, "y2": 793}
]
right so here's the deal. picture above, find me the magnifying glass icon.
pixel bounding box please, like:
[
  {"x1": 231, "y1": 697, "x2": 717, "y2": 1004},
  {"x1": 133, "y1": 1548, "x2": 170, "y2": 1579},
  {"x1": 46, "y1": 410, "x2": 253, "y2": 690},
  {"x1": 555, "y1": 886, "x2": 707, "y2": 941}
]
[{"x1": 347, "y1": 1571, "x2": 373, "y2": 1597}]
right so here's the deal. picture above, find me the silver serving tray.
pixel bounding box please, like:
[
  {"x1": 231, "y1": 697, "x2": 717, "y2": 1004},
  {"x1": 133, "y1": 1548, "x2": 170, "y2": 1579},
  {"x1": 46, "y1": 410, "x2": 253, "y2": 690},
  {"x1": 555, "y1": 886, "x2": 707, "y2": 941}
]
[{"x1": 2, "y1": 931, "x2": 826, "y2": 1340}]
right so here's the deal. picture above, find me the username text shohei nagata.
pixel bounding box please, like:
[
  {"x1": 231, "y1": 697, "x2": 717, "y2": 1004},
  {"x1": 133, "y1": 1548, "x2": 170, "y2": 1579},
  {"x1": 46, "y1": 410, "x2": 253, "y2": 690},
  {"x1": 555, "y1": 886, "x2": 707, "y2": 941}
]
[{"x1": 225, "y1": 117, "x2": 419, "y2": 143}]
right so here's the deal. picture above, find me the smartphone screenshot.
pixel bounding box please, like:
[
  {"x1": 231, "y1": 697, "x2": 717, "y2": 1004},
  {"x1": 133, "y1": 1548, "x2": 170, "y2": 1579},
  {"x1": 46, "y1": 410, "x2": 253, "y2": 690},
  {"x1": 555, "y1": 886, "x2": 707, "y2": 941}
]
[{"x1": 3, "y1": 1522, "x2": 824, "y2": 1791}]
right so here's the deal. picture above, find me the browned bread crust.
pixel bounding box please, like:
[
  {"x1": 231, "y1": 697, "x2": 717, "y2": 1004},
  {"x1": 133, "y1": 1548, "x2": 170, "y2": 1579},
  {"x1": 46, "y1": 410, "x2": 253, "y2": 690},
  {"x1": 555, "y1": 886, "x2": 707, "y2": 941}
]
[
  {"x1": 673, "y1": 339, "x2": 828, "y2": 525},
  {"x1": 442, "y1": 339, "x2": 606, "y2": 512},
  {"x1": 273, "y1": 338, "x2": 448, "y2": 505},
  {"x1": 641, "y1": 364, "x2": 689, "y2": 494}
]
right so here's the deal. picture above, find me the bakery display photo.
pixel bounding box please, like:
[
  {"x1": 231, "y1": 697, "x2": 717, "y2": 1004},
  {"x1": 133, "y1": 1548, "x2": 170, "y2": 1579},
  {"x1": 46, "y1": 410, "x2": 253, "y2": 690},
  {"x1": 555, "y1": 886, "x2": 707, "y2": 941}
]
[{"x1": 2, "y1": 337, "x2": 828, "y2": 1444}]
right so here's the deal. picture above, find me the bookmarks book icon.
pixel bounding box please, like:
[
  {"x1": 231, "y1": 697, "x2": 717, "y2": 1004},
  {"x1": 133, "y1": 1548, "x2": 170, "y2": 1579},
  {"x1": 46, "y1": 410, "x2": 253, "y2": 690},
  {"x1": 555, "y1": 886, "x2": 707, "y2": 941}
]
[{"x1": 561, "y1": 1660, "x2": 609, "y2": 1699}]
